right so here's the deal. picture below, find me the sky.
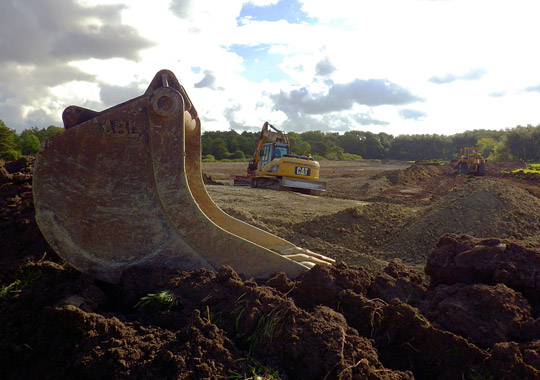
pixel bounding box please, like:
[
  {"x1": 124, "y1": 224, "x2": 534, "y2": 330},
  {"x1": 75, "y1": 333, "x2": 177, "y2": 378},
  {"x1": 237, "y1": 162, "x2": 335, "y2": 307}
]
[{"x1": 2, "y1": 0, "x2": 540, "y2": 136}]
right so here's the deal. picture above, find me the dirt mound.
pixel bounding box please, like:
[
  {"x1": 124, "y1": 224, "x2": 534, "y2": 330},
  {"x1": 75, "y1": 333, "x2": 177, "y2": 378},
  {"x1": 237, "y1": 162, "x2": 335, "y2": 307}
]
[
  {"x1": 426, "y1": 233, "x2": 540, "y2": 312},
  {"x1": 0, "y1": 158, "x2": 57, "y2": 269},
  {"x1": 5, "y1": 257, "x2": 540, "y2": 379},
  {"x1": 282, "y1": 202, "x2": 416, "y2": 272},
  {"x1": 374, "y1": 163, "x2": 447, "y2": 185},
  {"x1": 382, "y1": 179, "x2": 540, "y2": 264},
  {"x1": 419, "y1": 234, "x2": 540, "y2": 361},
  {"x1": 292, "y1": 202, "x2": 416, "y2": 251}
]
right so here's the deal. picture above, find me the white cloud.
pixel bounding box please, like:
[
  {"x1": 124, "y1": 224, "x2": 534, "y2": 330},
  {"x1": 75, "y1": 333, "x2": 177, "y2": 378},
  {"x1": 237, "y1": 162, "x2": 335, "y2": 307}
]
[
  {"x1": 429, "y1": 68, "x2": 488, "y2": 85},
  {"x1": 1, "y1": 0, "x2": 540, "y2": 137}
]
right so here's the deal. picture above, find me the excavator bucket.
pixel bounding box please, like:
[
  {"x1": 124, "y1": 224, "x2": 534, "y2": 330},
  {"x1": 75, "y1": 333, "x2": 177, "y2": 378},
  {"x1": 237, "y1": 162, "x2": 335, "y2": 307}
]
[{"x1": 33, "y1": 69, "x2": 334, "y2": 283}]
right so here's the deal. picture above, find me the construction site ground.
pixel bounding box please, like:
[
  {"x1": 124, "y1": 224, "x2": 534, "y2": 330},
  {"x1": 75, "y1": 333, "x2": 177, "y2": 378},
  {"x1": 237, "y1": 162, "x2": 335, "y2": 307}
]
[
  {"x1": 204, "y1": 159, "x2": 540, "y2": 271},
  {"x1": 2, "y1": 157, "x2": 540, "y2": 379}
]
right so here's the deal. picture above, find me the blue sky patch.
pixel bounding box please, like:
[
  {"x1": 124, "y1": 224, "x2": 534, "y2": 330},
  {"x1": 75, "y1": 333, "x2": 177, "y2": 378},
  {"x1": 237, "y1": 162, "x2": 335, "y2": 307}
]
[
  {"x1": 227, "y1": 43, "x2": 290, "y2": 83},
  {"x1": 238, "y1": 0, "x2": 316, "y2": 25}
]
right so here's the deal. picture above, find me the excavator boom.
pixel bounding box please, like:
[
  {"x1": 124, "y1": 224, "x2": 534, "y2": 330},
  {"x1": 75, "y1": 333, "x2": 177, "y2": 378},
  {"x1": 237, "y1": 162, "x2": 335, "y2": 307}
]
[{"x1": 33, "y1": 70, "x2": 333, "y2": 283}]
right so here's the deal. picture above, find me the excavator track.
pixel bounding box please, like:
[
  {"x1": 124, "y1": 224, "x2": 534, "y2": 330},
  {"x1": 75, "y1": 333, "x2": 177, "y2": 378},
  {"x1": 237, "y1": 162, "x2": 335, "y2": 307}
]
[{"x1": 33, "y1": 70, "x2": 334, "y2": 283}]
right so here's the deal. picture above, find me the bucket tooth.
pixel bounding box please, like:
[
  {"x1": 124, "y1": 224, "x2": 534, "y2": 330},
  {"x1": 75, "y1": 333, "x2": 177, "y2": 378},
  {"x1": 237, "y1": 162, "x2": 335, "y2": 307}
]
[{"x1": 33, "y1": 69, "x2": 334, "y2": 283}]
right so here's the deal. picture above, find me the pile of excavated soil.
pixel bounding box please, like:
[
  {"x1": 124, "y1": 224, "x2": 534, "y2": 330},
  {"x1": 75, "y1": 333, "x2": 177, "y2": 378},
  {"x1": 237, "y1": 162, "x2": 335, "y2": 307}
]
[
  {"x1": 5, "y1": 158, "x2": 540, "y2": 379},
  {"x1": 4, "y1": 242, "x2": 540, "y2": 380},
  {"x1": 0, "y1": 157, "x2": 57, "y2": 269},
  {"x1": 381, "y1": 179, "x2": 540, "y2": 265},
  {"x1": 373, "y1": 163, "x2": 448, "y2": 185},
  {"x1": 285, "y1": 203, "x2": 417, "y2": 271}
]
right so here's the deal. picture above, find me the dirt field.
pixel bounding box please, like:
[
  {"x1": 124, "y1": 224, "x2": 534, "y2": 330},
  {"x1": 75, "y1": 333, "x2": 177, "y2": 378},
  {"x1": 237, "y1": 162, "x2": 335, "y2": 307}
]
[
  {"x1": 204, "y1": 159, "x2": 540, "y2": 271},
  {"x1": 2, "y1": 157, "x2": 540, "y2": 379}
]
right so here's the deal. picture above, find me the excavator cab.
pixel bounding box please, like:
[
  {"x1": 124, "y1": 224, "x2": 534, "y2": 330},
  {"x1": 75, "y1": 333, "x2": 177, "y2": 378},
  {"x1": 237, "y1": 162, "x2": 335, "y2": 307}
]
[
  {"x1": 33, "y1": 69, "x2": 334, "y2": 283},
  {"x1": 259, "y1": 143, "x2": 289, "y2": 169}
]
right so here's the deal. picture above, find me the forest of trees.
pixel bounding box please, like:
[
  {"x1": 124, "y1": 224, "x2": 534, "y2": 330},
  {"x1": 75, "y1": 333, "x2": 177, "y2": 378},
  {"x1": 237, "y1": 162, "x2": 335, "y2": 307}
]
[
  {"x1": 2, "y1": 118, "x2": 540, "y2": 163},
  {"x1": 199, "y1": 124, "x2": 540, "y2": 163}
]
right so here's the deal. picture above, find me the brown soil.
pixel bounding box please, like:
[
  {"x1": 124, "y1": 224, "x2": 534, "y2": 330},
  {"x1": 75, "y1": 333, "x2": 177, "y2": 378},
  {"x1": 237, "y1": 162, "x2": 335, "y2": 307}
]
[{"x1": 2, "y1": 158, "x2": 540, "y2": 379}]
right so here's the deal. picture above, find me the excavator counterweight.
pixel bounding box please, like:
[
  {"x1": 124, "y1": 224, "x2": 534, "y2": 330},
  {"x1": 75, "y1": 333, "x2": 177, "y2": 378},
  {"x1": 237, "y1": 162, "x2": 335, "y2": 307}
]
[{"x1": 33, "y1": 70, "x2": 334, "y2": 283}]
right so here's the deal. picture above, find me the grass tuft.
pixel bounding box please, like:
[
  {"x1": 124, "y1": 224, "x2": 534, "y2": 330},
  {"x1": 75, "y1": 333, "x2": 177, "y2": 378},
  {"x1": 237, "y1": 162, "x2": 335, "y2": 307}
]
[{"x1": 135, "y1": 290, "x2": 179, "y2": 310}]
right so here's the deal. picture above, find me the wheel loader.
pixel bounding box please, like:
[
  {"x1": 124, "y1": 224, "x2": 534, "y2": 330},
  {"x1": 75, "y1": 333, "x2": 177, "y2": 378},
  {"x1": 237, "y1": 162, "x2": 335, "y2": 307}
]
[
  {"x1": 454, "y1": 146, "x2": 486, "y2": 176},
  {"x1": 32, "y1": 70, "x2": 334, "y2": 283},
  {"x1": 230, "y1": 122, "x2": 326, "y2": 193}
]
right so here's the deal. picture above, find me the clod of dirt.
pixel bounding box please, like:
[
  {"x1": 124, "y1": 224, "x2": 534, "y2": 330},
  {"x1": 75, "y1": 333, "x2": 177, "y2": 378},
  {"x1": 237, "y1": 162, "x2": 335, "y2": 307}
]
[
  {"x1": 368, "y1": 260, "x2": 428, "y2": 308},
  {"x1": 426, "y1": 233, "x2": 540, "y2": 314},
  {"x1": 483, "y1": 342, "x2": 540, "y2": 379},
  {"x1": 286, "y1": 262, "x2": 373, "y2": 309},
  {"x1": 372, "y1": 299, "x2": 489, "y2": 380},
  {"x1": 382, "y1": 179, "x2": 540, "y2": 265},
  {"x1": 424, "y1": 282, "x2": 534, "y2": 348}
]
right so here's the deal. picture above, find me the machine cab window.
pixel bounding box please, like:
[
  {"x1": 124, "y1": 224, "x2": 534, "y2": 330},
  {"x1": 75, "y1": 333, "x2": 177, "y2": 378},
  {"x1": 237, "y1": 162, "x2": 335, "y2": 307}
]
[
  {"x1": 260, "y1": 143, "x2": 290, "y2": 168},
  {"x1": 274, "y1": 144, "x2": 289, "y2": 158}
]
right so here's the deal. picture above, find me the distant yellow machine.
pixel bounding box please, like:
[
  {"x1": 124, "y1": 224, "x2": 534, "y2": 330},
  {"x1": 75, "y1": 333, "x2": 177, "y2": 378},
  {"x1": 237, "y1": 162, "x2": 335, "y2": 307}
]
[
  {"x1": 454, "y1": 146, "x2": 486, "y2": 176},
  {"x1": 231, "y1": 122, "x2": 326, "y2": 193}
]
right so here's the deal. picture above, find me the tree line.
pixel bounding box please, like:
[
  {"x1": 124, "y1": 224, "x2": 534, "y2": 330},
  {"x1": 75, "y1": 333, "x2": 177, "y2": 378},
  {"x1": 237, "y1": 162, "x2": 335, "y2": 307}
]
[
  {"x1": 1, "y1": 118, "x2": 540, "y2": 163},
  {"x1": 0, "y1": 121, "x2": 63, "y2": 160},
  {"x1": 200, "y1": 124, "x2": 540, "y2": 163}
]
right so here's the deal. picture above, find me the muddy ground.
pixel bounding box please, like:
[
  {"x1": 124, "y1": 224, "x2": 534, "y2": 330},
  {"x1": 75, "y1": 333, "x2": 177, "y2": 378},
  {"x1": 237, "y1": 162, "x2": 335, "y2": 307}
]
[{"x1": 2, "y1": 157, "x2": 540, "y2": 379}]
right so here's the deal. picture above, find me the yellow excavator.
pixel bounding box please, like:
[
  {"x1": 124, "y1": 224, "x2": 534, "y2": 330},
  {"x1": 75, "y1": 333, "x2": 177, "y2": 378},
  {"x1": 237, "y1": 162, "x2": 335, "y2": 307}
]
[
  {"x1": 231, "y1": 122, "x2": 326, "y2": 193},
  {"x1": 32, "y1": 70, "x2": 334, "y2": 283},
  {"x1": 454, "y1": 146, "x2": 486, "y2": 176}
]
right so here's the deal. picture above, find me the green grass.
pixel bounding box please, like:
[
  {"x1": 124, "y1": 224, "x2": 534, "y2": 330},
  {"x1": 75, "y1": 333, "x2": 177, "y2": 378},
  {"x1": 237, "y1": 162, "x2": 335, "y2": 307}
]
[
  {"x1": 203, "y1": 305, "x2": 222, "y2": 325},
  {"x1": 509, "y1": 163, "x2": 540, "y2": 174},
  {"x1": 415, "y1": 158, "x2": 445, "y2": 165},
  {"x1": 231, "y1": 301, "x2": 285, "y2": 354},
  {"x1": 341, "y1": 153, "x2": 363, "y2": 161},
  {"x1": 135, "y1": 291, "x2": 179, "y2": 310},
  {"x1": 0, "y1": 262, "x2": 45, "y2": 302},
  {"x1": 228, "y1": 357, "x2": 281, "y2": 379},
  {"x1": 508, "y1": 167, "x2": 540, "y2": 180},
  {"x1": 0, "y1": 280, "x2": 23, "y2": 302}
]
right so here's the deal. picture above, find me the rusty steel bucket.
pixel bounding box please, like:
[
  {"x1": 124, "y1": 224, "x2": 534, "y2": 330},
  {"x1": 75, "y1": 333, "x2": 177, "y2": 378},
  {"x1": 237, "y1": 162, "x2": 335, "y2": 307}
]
[{"x1": 33, "y1": 70, "x2": 333, "y2": 283}]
